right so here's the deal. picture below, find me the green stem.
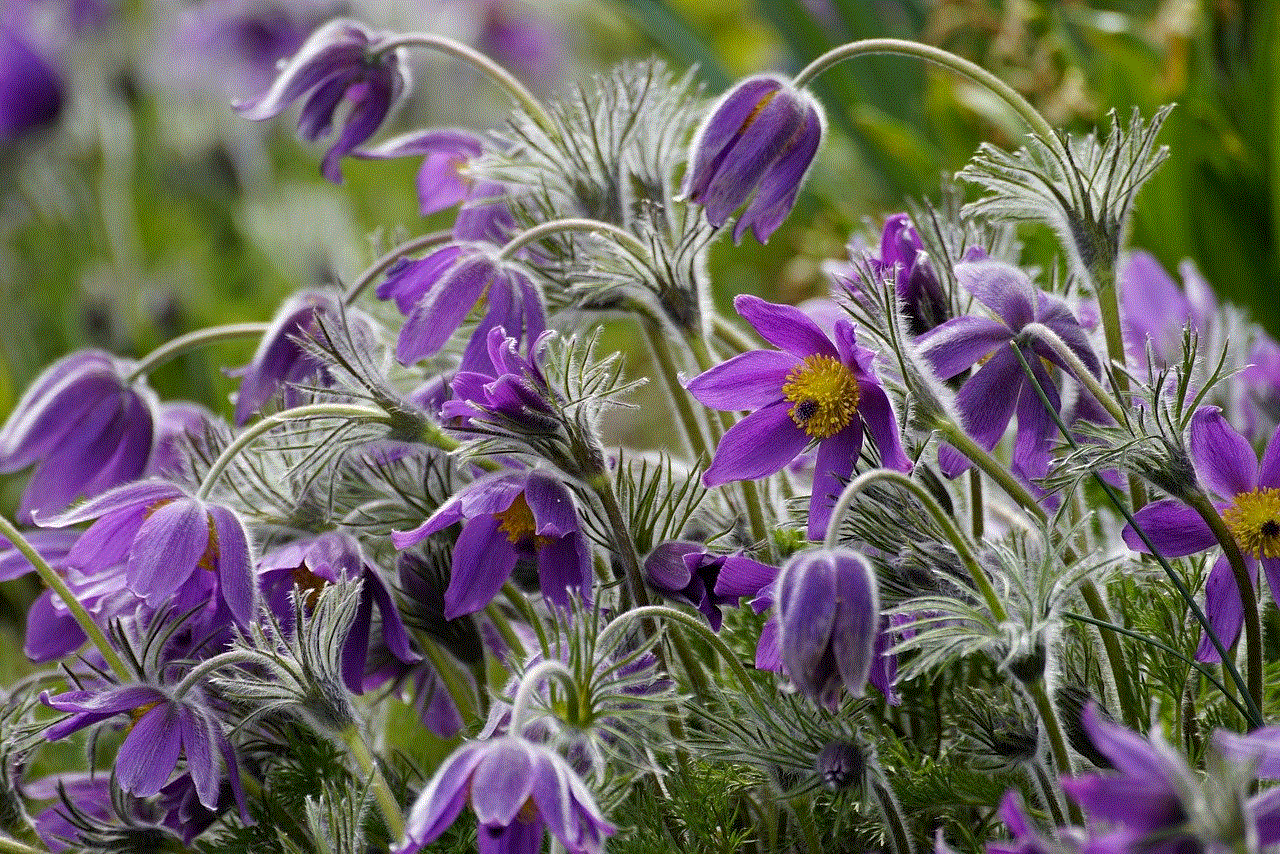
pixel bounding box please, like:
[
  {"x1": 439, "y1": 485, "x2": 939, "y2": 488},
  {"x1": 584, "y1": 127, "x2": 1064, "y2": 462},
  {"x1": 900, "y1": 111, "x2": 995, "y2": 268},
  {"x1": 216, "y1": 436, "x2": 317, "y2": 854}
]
[
  {"x1": 343, "y1": 229, "x2": 452, "y2": 305},
  {"x1": 485, "y1": 600, "x2": 528, "y2": 662},
  {"x1": 823, "y1": 469, "x2": 1007, "y2": 623},
  {"x1": 1020, "y1": 322, "x2": 1126, "y2": 424},
  {"x1": 968, "y1": 469, "x2": 984, "y2": 541},
  {"x1": 793, "y1": 38, "x2": 1059, "y2": 147},
  {"x1": 869, "y1": 772, "x2": 915, "y2": 854},
  {"x1": 196, "y1": 404, "x2": 390, "y2": 500},
  {"x1": 374, "y1": 33, "x2": 554, "y2": 134},
  {"x1": 418, "y1": 640, "x2": 477, "y2": 723},
  {"x1": 1029, "y1": 760, "x2": 1066, "y2": 829},
  {"x1": 126, "y1": 322, "x2": 270, "y2": 383},
  {"x1": 1026, "y1": 678, "x2": 1083, "y2": 825},
  {"x1": 339, "y1": 724, "x2": 405, "y2": 842},
  {"x1": 509, "y1": 659, "x2": 578, "y2": 733},
  {"x1": 499, "y1": 217, "x2": 649, "y2": 261},
  {"x1": 502, "y1": 584, "x2": 550, "y2": 656},
  {"x1": 0, "y1": 834, "x2": 44, "y2": 854},
  {"x1": 1078, "y1": 582, "x2": 1144, "y2": 730},
  {"x1": 0, "y1": 516, "x2": 129, "y2": 682},
  {"x1": 639, "y1": 317, "x2": 713, "y2": 461},
  {"x1": 788, "y1": 796, "x2": 823, "y2": 854},
  {"x1": 934, "y1": 419, "x2": 1046, "y2": 525}
]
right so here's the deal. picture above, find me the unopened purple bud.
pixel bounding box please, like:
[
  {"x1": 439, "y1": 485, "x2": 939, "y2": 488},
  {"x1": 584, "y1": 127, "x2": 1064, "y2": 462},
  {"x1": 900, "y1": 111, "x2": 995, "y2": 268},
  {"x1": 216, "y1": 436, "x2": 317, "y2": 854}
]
[{"x1": 816, "y1": 740, "x2": 865, "y2": 790}]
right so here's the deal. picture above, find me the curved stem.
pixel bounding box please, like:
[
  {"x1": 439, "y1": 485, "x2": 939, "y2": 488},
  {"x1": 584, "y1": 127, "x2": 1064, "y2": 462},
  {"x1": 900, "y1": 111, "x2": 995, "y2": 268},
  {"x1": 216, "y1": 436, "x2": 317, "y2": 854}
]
[
  {"x1": 173, "y1": 649, "x2": 276, "y2": 699},
  {"x1": 1020, "y1": 322, "x2": 1126, "y2": 424},
  {"x1": 824, "y1": 468, "x2": 1007, "y2": 623},
  {"x1": 197, "y1": 404, "x2": 391, "y2": 500},
  {"x1": 869, "y1": 771, "x2": 915, "y2": 854},
  {"x1": 711, "y1": 315, "x2": 757, "y2": 357},
  {"x1": 793, "y1": 38, "x2": 1059, "y2": 148},
  {"x1": 0, "y1": 515, "x2": 129, "y2": 682},
  {"x1": 597, "y1": 605, "x2": 761, "y2": 702},
  {"x1": 418, "y1": 639, "x2": 477, "y2": 723},
  {"x1": 509, "y1": 659, "x2": 578, "y2": 733},
  {"x1": 126, "y1": 322, "x2": 270, "y2": 383},
  {"x1": 374, "y1": 33, "x2": 554, "y2": 133},
  {"x1": 339, "y1": 723, "x2": 405, "y2": 841},
  {"x1": 933, "y1": 418, "x2": 1046, "y2": 525},
  {"x1": 498, "y1": 217, "x2": 649, "y2": 261},
  {"x1": 0, "y1": 834, "x2": 43, "y2": 854},
  {"x1": 343, "y1": 229, "x2": 452, "y2": 305},
  {"x1": 640, "y1": 316, "x2": 712, "y2": 461}
]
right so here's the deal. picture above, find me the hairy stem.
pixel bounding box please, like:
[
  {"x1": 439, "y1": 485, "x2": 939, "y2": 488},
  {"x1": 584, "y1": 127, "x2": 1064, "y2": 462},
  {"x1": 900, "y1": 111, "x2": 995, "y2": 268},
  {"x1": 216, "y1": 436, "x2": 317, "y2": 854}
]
[
  {"x1": 343, "y1": 229, "x2": 452, "y2": 305},
  {"x1": 126, "y1": 322, "x2": 270, "y2": 382},
  {"x1": 339, "y1": 724, "x2": 405, "y2": 842}
]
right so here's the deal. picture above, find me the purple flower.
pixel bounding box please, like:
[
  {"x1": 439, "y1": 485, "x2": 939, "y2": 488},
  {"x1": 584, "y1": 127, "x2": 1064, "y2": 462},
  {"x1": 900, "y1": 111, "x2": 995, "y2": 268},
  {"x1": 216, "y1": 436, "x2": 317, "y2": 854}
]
[
  {"x1": 388, "y1": 245, "x2": 546, "y2": 374},
  {"x1": 644, "y1": 542, "x2": 770, "y2": 631},
  {"x1": 234, "y1": 18, "x2": 408, "y2": 183},
  {"x1": 686, "y1": 294, "x2": 910, "y2": 540},
  {"x1": 837, "y1": 213, "x2": 951, "y2": 336},
  {"x1": 1123, "y1": 406, "x2": 1280, "y2": 662},
  {"x1": 917, "y1": 260, "x2": 1100, "y2": 483},
  {"x1": 392, "y1": 469, "x2": 592, "y2": 618},
  {"x1": 773, "y1": 547, "x2": 880, "y2": 710},
  {"x1": 453, "y1": 179, "x2": 518, "y2": 243},
  {"x1": 1119, "y1": 251, "x2": 1215, "y2": 366},
  {"x1": 472, "y1": 0, "x2": 566, "y2": 90},
  {"x1": 396, "y1": 735, "x2": 614, "y2": 854},
  {"x1": 41, "y1": 684, "x2": 245, "y2": 812},
  {"x1": 0, "y1": 350, "x2": 155, "y2": 523},
  {"x1": 0, "y1": 21, "x2": 64, "y2": 142},
  {"x1": 234, "y1": 291, "x2": 341, "y2": 425},
  {"x1": 148, "y1": 402, "x2": 217, "y2": 477},
  {"x1": 356, "y1": 128, "x2": 485, "y2": 217},
  {"x1": 443, "y1": 327, "x2": 558, "y2": 431},
  {"x1": 685, "y1": 75, "x2": 824, "y2": 243},
  {"x1": 38, "y1": 480, "x2": 259, "y2": 627}
]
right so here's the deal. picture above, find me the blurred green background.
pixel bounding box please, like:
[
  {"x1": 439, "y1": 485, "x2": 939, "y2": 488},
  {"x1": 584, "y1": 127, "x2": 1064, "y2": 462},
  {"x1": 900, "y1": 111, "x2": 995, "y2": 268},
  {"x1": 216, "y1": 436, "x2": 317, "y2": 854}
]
[{"x1": 2, "y1": 0, "x2": 1276, "y2": 423}]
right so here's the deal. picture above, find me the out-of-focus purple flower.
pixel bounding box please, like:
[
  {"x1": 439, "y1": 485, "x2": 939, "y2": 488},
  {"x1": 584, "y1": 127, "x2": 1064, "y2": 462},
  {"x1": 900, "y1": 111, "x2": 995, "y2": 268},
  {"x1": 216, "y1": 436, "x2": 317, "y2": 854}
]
[
  {"x1": 0, "y1": 350, "x2": 156, "y2": 523},
  {"x1": 0, "y1": 21, "x2": 64, "y2": 142},
  {"x1": 357, "y1": 128, "x2": 485, "y2": 217},
  {"x1": 687, "y1": 294, "x2": 910, "y2": 540},
  {"x1": 1122, "y1": 406, "x2": 1280, "y2": 662},
  {"x1": 157, "y1": 0, "x2": 343, "y2": 102},
  {"x1": 917, "y1": 260, "x2": 1100, "y2": 483},
  {"x1": 41, "y1": 683, "x2": 246, "y2": 813},
  {"x1": 685, "y1": 75, "x2": 824, "y2": 243},
  {"x1": 259, "y1": 531, "x2": 418, "y2": 692},
  {"x1": 773, "y1": 547, "x2": 880, "y2": 710},
  {"x1": 453, "y1": 179, "x2": 518, "y2": 243},
  {"x1": 37, "y1": 480, "x2": 259, "y2": 627},
  {"x1": 396, "y1": 735, "x2": 614, "y2": 854},
  {"x1": 388, "y1": 245, "x2": 546, "y2": 372},
  {"x1": 234, "y1": 291, "x2": 342, "y2": 424},
  {"x1": 470, "y1": 0, "x2": 566, "y2": 90},
  {"x1": 234, "y1": 18, "x2": 408, "y2": 182},
  {"x1": 148, "y1": 402, "x2": 217, "y2": 477},
  {"x1": 1119, "y1": 250, "x2": 1215, "y2": 366},
  {"x1": 644, "y1": 542, "x2": 771, "y2": 631},
  {"x1": 392, "y1": 468, "x2": 592, "y2": 618}
]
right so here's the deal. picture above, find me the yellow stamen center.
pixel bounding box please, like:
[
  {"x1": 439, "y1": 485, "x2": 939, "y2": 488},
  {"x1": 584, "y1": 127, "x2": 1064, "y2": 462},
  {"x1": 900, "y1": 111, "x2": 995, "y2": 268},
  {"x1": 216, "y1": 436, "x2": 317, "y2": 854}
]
[
  {"x1": 781, "y1": 355, "x2": 860, "y2": 439},
  {"x1": 495, "y1": 493, "x2": 550, "y2": 548},
  {"x1": 1223, "y1": 488, "x2": 1280, "y2": 559},
  {"x1": 128, "y1": 701, "x2": 160, "y2": 728}
]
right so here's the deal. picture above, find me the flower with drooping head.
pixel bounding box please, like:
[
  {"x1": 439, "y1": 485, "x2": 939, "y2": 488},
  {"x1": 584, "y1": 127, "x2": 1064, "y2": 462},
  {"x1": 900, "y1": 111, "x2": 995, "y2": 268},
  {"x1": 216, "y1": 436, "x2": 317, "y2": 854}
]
[
  {"x1": 686, "y1": 294, "x2": 910, "y2": 540},
  {"x1": 37, "y1": 480, "x2": 259, "y2": 627},
  {"x1": 643, "y1": 541, "x2": 771, "y2": 631},
  {"x1": 234, "y1": 291, "x2": 343, "y2": 425},
  {"x1": 0, "y1": 21, "x2": 64, "y2": 142},
  {"x1": 773, "y1": 547, "x2": 880, "y2": 711},
  {"x1": 684, "y1": 75, "x2": 824, "y2": 243},
  {"x1": 837, "y1": 213, "x2": 952, "y2": 336},
  {"x1": 259, "y1": 531, "x2": 419, "y2": 693},
  {"x1": 442, "y1": 327, "x2": 559, "y2": 432},
  {"x1": 396, "y1": 735, "x2": 614, "y2": 854},
  {"x1": 1122, "y1": 406, "x2": 1280, "y2": 662},
  {"x1": 234, "y1": 18, "x2": 409, "y2": 183},
  {"x1": 0, "y1": 350, "x2": 156, "y2": 523},
  {"x1": 917, "y1": 259, "x2": 1101, "y2": 483},
  {"x1": 392, "y1": 468, "x2": 592, "y2": 618},
  {"x1": 356, "y1": 128, "x2": 485, "y2": 216}
]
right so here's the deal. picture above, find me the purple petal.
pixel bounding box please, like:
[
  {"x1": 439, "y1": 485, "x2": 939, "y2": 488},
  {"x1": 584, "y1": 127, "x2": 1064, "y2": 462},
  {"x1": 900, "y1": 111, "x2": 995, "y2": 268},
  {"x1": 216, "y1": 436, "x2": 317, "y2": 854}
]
[
  {"x1": 703, "y1": 401, "x2": 808, "y2": 485},
  {"x1": 478, "y1": 818, "x2": 543, "y2": 854},
  {"x1": 714, "y1": 556, "x2": 777, "y2": 598},
  {"x1": 234, "y1": 20, "x2": 370, "y2": 120},
  {"x1": 916, "y1": 315, "x2": 1012, "y2": 379},
  {"x1": 733, "y1": 294, "x2": 838, "y2": 359},
  {"x1": 1121, "y1": 499, "x2": 1215, "y2": 557},
  {"x1": 126, "y1": 499, "x2": 208, "y2": 607},
  {"x1": 178, "y1": 705, "x2": 221, "y2": 811},
  {"x1": 953, "y1": 346, "x2": 1022, "y2": 450},
  {"x1": 696, "y1": 91, "x2": 805, "y2": 225},
  {"x1": 24, "y1": 589, "x2": 84, "y2": 662},
  {"x1": 755, "y1": 615, "x2": 780, "y2": 671},
  {"x1": 830, "y1": 551, "x2": 879, "y2": 698},
  {"x1": 1033, "y1": 294, "x2": 1101, "y2": 376},
  {"x1": 43, "y1": 685, "x2": 165, "y2": 716},
  {"x1": 776, "y1": 553, "x2": 838, "y2": 697},
  {"x1": 955, "y1": 260, "x2": 1036, "y2": 331},
  {"x1": 684, "y1": 350, "x2": 797, "y2": 411},
  {"x1": 1259, "y1": 423, "x2": 1280, "y2": 489},
  {"x1": 320, "y1": 71, "x2": 399, "y2": 183},
  {"x1": 857, "y1": 380, "x2": 911, "y2": 472},
  {"x1": 646, "y1": 542, "x2": 700, "y2": 591},
  {"x1": 444, "y1": 516, "x2": 518, "y2": 618},
  {"x1": 1195, "y1": 554, "x2": 1248, "y2": 663},
  {"x1": 685, "y1": 77, "x2": 783, "y2": 202},
  {"x1": 1216, "y1": 728, "x2": 1280, "y2": 780},
  {"x1": 536, "y1": 532, "x2": 592, "y2": 608},
  {"x1": 117, "y1": 702, "x2": 183, "y2": 797},
  {"x1": 35, "y1": 479, "x2": 182, "y2": 528},
  {"x1": 397, "y1": 252, "x2": 496, "y2": 364},
  {"x1": 399, "y1": 743, "x2": 485, "y2": 850},
  {"x1": 209, "y1": 505, "x2": 257, "y2": 627},
  {"x1": 733, "y1": 102, "x2": 823, "y2": 244},
  {"x1": 808, "y1": 422, "x2": 862, "y2": 541},
  {"x1": 470, "y1": 740, "x2": 535, "y2": 826},
  {"x1": 1079, "y1": 702, "x2": 1177, "y2": 782},
  {"x1": 1060, "y1": 774, "x2": 1182, "y2": 830},
  {"x1": 1011, "y1": 357, "x2": 1061, "y2": 483},
  {"x1": 525, "y1": 472, "x2": 577, "y2": 539},
  {"x1": 379, "y1": 246, "x2": 465, "y2": 315},
  {"x1": 1190, "y1": 406, "x2": 1258, "y2": 498}
]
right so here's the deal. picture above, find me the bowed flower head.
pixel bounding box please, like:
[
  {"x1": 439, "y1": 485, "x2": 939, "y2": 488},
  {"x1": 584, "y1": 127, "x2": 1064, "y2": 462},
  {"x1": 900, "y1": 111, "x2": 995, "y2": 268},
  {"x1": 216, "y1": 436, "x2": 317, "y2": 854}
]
[
  {"x1": 235, "y1": 19, "x2": 408, "y2": 183},
  {"x1": 234, "y1": 291, "x2": 341, "y2": 425},
  {"x1": 686, "y1": 294, "x2": 910, "y2": 540},
  {"x1": 685, "y1": 75, "x2": 824, "y2": 243},
  {"x1": 396, "y1": 735, "x2": 614, "y2": 854}
]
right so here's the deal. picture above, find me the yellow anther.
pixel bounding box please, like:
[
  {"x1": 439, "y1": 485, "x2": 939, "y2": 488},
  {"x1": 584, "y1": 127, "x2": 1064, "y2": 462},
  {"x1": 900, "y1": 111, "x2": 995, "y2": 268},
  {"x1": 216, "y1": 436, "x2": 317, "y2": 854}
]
[
  {"x1": 1223, "y1": 487, "x2": 1280, "y2": 559},
  {"x1": 781, "y1": 354, "x2": 860, "y2": 439}
]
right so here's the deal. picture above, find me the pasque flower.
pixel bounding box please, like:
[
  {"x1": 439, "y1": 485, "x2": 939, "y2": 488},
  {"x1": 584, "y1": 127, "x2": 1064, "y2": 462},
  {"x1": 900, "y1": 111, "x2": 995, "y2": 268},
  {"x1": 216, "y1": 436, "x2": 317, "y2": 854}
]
[
  {"x1": 916, "y1": 259, "x2": 1100, "y2": 482},
  {"x1": 685, "y1": 75, "x2": 824, "y2": 243},
  {"x1": 234, "y1": 291, "x2": 342, "y2": 425},
  {"x1": 686, "y1": 294, "x2": 910, "y2": 540},
  {"x1": 0, "y1": 350, "x2": 155, "y2": 523},
  {"x1": 1123, "y1": 406, "x2": 1280, "y2": 662},
  {"x1": 356, "y1": 128, "x2": 485, "y2": 216},
  {"x1": 773, "y1": 547, "x2": 880, "y2": 710},
  {"x1": 396, "y1": 735, "x2": 614, "y2": 854},
  {"x1": 234, "y1": 18, "x2": 408, "y2": 182},
  {"x1": 0, "y1": 21, "x2": 64, "y2": 142},
  {"x1": 644, "y1": 541, "x2": 771, "y2": 631},
  {"x1": 392, "y1": 468, "x2": 592, "y2": 618}
]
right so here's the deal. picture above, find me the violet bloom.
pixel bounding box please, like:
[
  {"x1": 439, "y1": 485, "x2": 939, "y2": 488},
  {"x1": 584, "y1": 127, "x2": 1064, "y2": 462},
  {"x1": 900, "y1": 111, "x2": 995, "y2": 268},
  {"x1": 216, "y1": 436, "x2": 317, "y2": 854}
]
[
  {"x1": 389, "y1": 245, "x2": 546, "y2": 374},
  {"x1": 1119, "y1": 250, "x2": 1215, "y2": 366},
  {"x1": 260, "y1": 532, "x2": 418, "y2": 693},
  {"x1": 1122, "y1": 406, "x2": 1280, "y2": 662},
  {"x1": 773, "y1": 547, "x2": 880, "y2": 710},
  {"x1": 234, "y1": 291, "x2": 341, "y2": 424},
  {"x1": 396, "y1": 735, "x2": 614, "y2": 854},
  {"x1": 148, "y1": 402, "x2": 217, "y2": 477},
  {"x1": 443, "y1": 327, "x2": 558, "y2": 431},
  {"x1": 644, "y1": 541, "x2": 771, "y2": 631},
  {"x1": 686, "y1": 294, "x2": 910, "y2": 540},
  {"x1": 917, "y1": 260, "x2": 1100, "y2": 482},
  {"x1": 392, "y1": 469, "x2": 592, "y2": 618},
  {"x1": 356, "y1": 128, "x2": 484, "y2": 216},
  {"x1": 685, "y1": 75, "x2": 824, "y2": 243},
  {"x1": 0, "y1": 21, "x2": 64, "y2": 142},
  {"x1": 0, "y1": 350, "x2": 155, "y2": 523},
  {"x1": 41, "y1": 684, "x2": 245, "y2": 813},
  {"x1": 453, "y1": 180, "x2": 518, "y2": 244},
  {"x1": 234, "y1": 18, "x2": 408, "y2": 183},
  {"x1": 38, "y1": 480, "x2": 259, "y2": 627},
  {"x1": 852, "y1": 213, "x2": 950, "y2": 336}
]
